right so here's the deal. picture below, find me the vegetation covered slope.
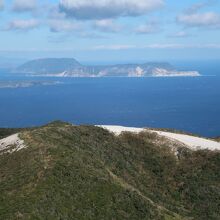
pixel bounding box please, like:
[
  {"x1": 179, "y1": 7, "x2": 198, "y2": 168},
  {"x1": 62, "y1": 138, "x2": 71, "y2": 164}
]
[
  {"x1": 0, "y1": 128, "x2": 24, "y2": 139},
  {"x1": 16, "y1": 58, "x2": 81, "y2": 74},
  {"x1": 215, "y1": 137, "x2": 220, "y2": 142},
  {"x1": 0, "y1": 121, "x2": 219, "y2": 219}
]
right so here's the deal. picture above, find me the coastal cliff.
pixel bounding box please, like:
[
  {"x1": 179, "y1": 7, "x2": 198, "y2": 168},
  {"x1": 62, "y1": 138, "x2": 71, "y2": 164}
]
[{"x1": 15, "y1": 58, "x2": 200, "y2": 77}]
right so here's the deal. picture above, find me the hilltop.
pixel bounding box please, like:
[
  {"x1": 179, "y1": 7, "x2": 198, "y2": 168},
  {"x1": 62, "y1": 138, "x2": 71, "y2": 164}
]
[
  {"x1": 0, "y1": 121, "x2": 219, "y2": 219},
  {"x1": 16, "y1": 58, "x2": 81, "y2": 75},
  {"x1": 15, "y1": 58, "x2": 200, "y2": 77}
]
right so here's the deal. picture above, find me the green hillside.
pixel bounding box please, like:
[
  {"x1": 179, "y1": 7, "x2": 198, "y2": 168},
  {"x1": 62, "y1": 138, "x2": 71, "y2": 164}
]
[
  {"x1": 0, "y1": 121, "x2": 219, "y2": 219},
  {"x1": 0, "y1": 128, "x2": 23, "y2": 139}
]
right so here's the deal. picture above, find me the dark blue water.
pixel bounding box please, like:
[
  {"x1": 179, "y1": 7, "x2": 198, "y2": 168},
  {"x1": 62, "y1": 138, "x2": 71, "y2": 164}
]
[{"x1": 0, "y1": 62, "x2": 220, "y2": 137}]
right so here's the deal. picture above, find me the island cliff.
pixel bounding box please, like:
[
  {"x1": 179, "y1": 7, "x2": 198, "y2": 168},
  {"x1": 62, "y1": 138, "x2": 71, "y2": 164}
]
[{"x1": 15, "y1": 58, "x2": 200, "y2": 77}]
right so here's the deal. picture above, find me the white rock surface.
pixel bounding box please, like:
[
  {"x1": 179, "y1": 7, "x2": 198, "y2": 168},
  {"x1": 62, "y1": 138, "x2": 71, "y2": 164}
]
[
  {"x1": 98, "y1": 125, "x2": 220, "y2": 151},
  {"x1": 152, "y1": 68, "x2": 200, "y2": 77},
  {"x1": 0, "y1": 133, "x2": 26, "y2": 154}
]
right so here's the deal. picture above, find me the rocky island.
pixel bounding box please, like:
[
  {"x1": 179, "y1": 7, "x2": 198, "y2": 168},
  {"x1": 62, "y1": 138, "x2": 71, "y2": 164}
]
[{"x1": 15, "y1": 58, "x2": 200, "y2": 77}]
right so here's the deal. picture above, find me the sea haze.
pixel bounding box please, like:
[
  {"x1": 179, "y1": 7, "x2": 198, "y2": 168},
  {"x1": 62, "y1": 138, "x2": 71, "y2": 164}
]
[{"x1": 0, "y1": 61, "x2": 220, "y2": 137}]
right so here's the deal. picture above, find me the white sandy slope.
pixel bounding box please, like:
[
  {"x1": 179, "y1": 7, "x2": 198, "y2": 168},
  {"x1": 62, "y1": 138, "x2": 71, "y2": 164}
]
[
  {"x1": 0, "y1": 133, "x2": 26, "y2": 154},
  {"x1": 97, "y1": 125, "x2": 220, "y2": 151}
]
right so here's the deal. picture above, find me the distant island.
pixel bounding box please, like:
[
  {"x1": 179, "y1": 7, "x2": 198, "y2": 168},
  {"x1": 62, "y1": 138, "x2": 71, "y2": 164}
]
[
  {"x1": 15, "y1": 58, "x2": 200, "y2": 77},
  {"x1": 0, "y1": 81, "x2": 61, "y2": 89}
]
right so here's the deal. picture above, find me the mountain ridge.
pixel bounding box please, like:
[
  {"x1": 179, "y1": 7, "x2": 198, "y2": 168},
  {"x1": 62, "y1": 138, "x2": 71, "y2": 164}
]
[{"x1": 0, "y1": 121, "x2": 219, "y2": 219}]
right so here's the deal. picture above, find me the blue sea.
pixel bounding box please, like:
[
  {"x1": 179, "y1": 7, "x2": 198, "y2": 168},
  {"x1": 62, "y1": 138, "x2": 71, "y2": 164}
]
[{"x1": 0, "y1": 60, "x2": 220, "y2": 137}]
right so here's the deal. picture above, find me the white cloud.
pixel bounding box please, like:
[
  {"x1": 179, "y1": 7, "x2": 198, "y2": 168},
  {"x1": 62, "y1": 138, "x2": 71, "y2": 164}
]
[
  {"x1": 48, "y1": 5, "x2": 66, "y2": 20},
  {"x1": 79, "y1": 32, "x2": 105, "y2": 39},
  {"x1": 145, "y1": 43, "x2": 220, "y2": 49},
  {"x1": 12, "y1": 0, "x2": 37, "y2": 12},
  {"x1": 170, "y1": 31, "x2": 190, "y2": 38},
  {"x1": 49, "y1": 19, "x2": 82, "y2": 32},
  {"x1": 0, "y1": 0, "x2": 4, "y2": 11},
  {"x1": 93, "y1": 44, "x2": 136, "y2": 50},
  {"x1": 6, "y1": 19, "x2": 40, "y2": 31},
  {"x1": 135, "y1": 21, "x2": 160, "y2": 34},
  {"x1": 185, "y1": 0, "x2": 215, "y2": 14},
  {"x1": 177, "y1": 12, "x2": 220, "y2": 28},
  {"x1": 91, "y1": 43, "x2": 220, "y2": 50},
  {"x1": 93, "y1": 19, "x2": 121, "y2": 32},
  {"x1": 145, "y1": 44, "x2": 184, "y2": 49},
  {"x1": 177, "y1": 1, "x2": 220, "y2": 29},
  {"x1": 59, "y1": 0, "x2": 164, "y2": 20}
]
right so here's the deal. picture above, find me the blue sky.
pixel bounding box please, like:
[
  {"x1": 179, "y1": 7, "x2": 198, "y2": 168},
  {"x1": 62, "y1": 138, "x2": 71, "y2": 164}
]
[{"x1": 0, "y1": 0, "x2": 220, "y2": 63}]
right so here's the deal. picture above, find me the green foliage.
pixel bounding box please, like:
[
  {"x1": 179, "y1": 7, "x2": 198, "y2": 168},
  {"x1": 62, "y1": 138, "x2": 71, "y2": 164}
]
[
  {"x1": 214, "y1": 137, "x2": 220, "y2": 142},
  {"x1": 0, "y1": 128, "x2": 22, "y2": 139},
  {"x1": 0, "y1": 121, "x2": 219, "y2": 219}
]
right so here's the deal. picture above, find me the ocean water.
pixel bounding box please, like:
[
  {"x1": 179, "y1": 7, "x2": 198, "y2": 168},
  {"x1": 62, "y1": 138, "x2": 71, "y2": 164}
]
[{"x1": 0, "y1": 61, "x2": 220, "y2": 137}]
